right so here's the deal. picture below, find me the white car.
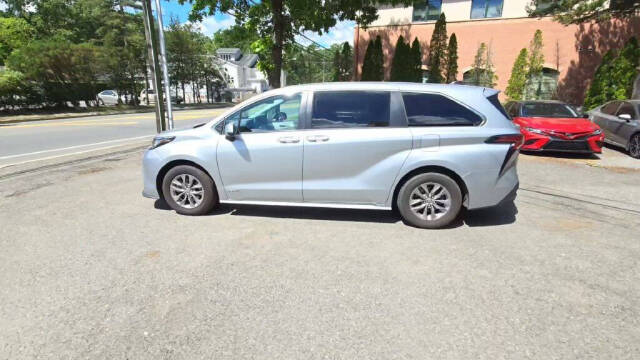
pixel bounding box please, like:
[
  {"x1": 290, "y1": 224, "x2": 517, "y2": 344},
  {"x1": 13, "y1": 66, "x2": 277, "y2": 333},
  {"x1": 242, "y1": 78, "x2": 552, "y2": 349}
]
[
  {"x1": 139, "y1": 89, "x2": 183, "y2": 105},
  {"x1": 96, "y1": 90, "x2": 120, "y2": 106}
]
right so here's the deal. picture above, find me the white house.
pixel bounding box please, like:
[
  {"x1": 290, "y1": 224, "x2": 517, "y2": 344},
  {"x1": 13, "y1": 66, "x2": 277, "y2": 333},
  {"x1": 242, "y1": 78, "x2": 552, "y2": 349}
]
[{"x1": 216, "y1": 48, "x2": 269, "y2": 97}]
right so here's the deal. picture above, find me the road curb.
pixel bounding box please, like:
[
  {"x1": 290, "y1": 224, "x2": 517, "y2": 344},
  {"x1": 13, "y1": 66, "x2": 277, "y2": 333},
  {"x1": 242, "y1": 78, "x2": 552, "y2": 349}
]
[
  {"x1": 0, "y1": 103, "x2": 234, "y2": 125},
  {"x1": 0, "y1": 141, "x2": 149, "y2": 180}
]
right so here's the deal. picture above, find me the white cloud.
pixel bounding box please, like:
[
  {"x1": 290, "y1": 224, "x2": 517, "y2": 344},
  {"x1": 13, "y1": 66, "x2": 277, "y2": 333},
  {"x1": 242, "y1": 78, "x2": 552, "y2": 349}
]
[
  {"x1": 193, "y1": 15, "x2": 236, "y2": 36},
  {"x1": 0, "y1": 2, "x2": 8, "y2": 11},
  {"x1": 298, "y1": 20, "x2": 356, "y2": 48}
]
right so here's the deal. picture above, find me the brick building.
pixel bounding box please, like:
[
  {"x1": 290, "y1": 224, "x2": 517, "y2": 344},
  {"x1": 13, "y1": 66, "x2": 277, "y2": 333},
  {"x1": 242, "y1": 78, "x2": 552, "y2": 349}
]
[{"x1": 354, "y1": 0, "x2": 640, "y2": 104}]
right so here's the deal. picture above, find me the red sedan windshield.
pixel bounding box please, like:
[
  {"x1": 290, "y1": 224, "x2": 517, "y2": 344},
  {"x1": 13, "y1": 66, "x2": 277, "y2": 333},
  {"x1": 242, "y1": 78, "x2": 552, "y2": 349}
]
[{"x1": 521, "y1": 103, "x2": 579, "y2": 118}]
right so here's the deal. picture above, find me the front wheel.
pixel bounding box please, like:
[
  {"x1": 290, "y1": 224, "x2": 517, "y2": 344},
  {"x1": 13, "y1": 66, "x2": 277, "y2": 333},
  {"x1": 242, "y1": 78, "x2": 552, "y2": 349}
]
[
  {"x1": 629, "y1": 134, "x2": 640, "y2": 159},
  {"x1": 162, "y1": 165, "x2": 218, "y2": 215},
  {"x1": 397, "y1": 173, "x2": 463, "y2": 229}
]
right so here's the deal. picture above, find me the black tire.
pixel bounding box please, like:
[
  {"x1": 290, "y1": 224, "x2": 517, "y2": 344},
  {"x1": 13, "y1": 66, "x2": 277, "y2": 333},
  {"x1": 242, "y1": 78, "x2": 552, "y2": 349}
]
[
  {"x1": 397, "y1": 172, "x2": 463, "y2": 229},
  {"x1": 629, "y1": 133, "x2": 640, "y2": 159},
  {"x1": 161, "y1": 165, "x2": 218, "y2": 215}
]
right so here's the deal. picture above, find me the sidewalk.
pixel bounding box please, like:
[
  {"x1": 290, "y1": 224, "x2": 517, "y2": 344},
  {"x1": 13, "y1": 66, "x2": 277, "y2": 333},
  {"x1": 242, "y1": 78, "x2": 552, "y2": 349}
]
[{"x1": 0, "y1": 102, "x2": 234, "y2": 124}]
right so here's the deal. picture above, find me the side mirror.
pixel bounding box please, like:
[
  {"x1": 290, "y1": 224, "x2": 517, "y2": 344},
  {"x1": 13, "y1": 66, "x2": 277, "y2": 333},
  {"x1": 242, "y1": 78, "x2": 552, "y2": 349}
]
[
  {"x1": 224, "y1": 122, "x2": 237, "y2": 140},
  {"x1": 619, "y1": 113, "x2": 632, "y2": 121}
]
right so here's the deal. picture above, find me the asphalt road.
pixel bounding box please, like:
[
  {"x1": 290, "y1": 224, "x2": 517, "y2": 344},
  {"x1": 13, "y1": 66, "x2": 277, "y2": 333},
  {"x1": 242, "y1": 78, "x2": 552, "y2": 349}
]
[
  {"x1": 0, "y1": 149, "x2": 639, "y2": 359},
  {"x1": 0, "y1": 108, "x2": 228, "y2": 167}
]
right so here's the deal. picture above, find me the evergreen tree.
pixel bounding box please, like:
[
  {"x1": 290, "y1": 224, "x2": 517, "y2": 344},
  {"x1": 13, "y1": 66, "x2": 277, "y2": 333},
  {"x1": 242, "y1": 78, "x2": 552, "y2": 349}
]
[
  {"x1": 427, "y1": 13, "x2": 448, "y2": 83},
  {"x1": 332, "y1": 41, "x2": 353, "y2": 81},
  {"x1": 525, "y1": 30, "x2": 545, "y2": 99},
  {"x1": 468, "y1": 42, "x2": 497, "y2": 88},
  {"x1": 505, "y1": 48, "x2": 529, "y2": 100},
  {"x1": 391, "y1": 36, "x2": 409, "y2": 81},
  {"x1": 445, "y1": 33, "x2": 458, "y2": 83},
  {"x1": 361, "y1": 39, "x2": 376, "y2": 81},
  {"x1": 373, "y1": 35, "x2": 384, "y2": 81},
  {"x1": 410, "y1": 37, "x2": 423, "y2": 82}
]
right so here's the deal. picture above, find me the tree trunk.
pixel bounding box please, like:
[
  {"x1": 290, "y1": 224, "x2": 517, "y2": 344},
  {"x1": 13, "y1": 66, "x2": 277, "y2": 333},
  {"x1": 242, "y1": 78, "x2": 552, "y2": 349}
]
[
  {"x1": 269, "y1": 0, "x2": 284, "y2": 88},
  {"x1": 632, "y1": 70, "x2": 640, "y2": 100}
]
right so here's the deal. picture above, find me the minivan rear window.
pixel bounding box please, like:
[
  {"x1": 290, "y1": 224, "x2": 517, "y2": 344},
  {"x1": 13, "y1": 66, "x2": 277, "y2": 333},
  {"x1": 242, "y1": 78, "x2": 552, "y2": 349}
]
[
  {"x1": 311, "y1": 91, "x2": 390, "y2": 128},
  {"x1": 402, "y1": 92, "x2": 482, "y2": 126},
  {"x1": 487, "y1": 94, "x2": 510, "y2": 119}
]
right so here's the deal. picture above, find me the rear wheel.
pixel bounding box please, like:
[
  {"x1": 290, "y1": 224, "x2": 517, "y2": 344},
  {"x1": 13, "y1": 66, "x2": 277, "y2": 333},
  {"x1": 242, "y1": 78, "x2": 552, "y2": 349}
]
[
  {"x1": 629, "y1": 134, "x2": 640, "y2": 159},
  {"x1": 397, "y1": 173, "x2": 462, "y2": 229},
  {"x1": 162, "y1": 165, "x2": 218, "y2": 215}
]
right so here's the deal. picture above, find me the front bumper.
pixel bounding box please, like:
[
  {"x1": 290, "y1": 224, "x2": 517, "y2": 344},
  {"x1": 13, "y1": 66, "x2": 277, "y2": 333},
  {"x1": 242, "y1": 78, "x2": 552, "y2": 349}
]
[
  {"x1": 520, "y1": 131, "x2": 604, "y2": 153},
  {"x1": 142, "y1": 149, "x2": 162, "y2": 199}
]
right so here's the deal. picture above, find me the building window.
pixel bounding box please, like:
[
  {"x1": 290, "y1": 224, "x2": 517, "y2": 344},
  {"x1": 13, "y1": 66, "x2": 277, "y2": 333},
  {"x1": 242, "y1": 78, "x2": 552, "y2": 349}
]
[
  {"x1": 470, "y1": 0, "x2": 503, "y2": 19},
  {"x1": 412, "y1": 0, "x2": 442, "y2": 22}
]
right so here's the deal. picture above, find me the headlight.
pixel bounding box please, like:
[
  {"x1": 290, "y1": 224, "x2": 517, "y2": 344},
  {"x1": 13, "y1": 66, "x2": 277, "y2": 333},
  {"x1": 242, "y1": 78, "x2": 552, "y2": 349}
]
[
  {"x1": 524, "y1": 127, "x2": 546, "y2": 135},
  {"x1": 150, "y1": 136, "x2": 175, "y2": 149},
  {"x1": 592, "y1": 129, "x2": 602, "y2": 135}
]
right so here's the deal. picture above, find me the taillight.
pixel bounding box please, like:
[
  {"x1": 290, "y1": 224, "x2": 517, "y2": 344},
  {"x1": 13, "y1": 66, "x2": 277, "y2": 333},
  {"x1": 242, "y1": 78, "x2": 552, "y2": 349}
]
[
  {"x1": 485, "y1": 134, "x2": 524, "y2": 150},
  {"x1": 485, "y1": 134, "x2": 523, "y2": 176}
]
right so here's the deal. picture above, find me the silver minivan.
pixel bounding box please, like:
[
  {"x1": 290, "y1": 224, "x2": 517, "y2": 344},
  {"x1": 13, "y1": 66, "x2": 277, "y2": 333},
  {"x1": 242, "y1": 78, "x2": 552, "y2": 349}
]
[{"x1": 142, "y1": 83, "x2": 522, "y2": 228}]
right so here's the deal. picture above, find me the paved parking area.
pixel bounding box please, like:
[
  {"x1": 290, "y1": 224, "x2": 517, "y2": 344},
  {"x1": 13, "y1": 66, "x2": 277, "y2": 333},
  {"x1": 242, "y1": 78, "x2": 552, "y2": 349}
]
[{"x1": 1, "y1": 147, "x2": 639, "y2": 359}]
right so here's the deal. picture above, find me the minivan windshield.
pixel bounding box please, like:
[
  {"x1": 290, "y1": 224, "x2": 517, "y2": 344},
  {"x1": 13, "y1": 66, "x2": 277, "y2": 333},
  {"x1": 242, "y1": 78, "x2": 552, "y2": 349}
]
[{"x1": 521, "y1": 103, "x2": 579, "y2": 118}]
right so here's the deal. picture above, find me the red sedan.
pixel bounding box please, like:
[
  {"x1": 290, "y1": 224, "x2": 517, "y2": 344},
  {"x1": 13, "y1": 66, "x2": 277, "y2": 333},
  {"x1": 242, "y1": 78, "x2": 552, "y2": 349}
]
[{"x1": 504, "y1": 100, "x2": 604, "y2": 153}]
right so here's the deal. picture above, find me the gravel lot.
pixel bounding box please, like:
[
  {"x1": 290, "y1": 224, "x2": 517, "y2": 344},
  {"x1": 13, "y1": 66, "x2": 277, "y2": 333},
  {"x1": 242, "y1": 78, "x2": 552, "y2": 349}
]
[{"x1": 1, "y1": 146, "x2": 639, "y2": 359}]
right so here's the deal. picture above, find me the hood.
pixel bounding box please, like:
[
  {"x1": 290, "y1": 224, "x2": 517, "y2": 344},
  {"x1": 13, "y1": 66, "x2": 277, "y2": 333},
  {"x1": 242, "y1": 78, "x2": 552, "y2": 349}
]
[{"x1": 514, "y1": 117, "x2": 599, "y2": 133}]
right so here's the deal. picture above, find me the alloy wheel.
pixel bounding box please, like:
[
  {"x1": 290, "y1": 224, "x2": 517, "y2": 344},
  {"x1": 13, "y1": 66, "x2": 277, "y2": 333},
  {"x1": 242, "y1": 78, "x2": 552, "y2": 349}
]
[
  {"x1": 169, "y1": 174, "x2": 204, "y2": 209},
  {"x1": 630, "y1": 135, "x2": 640, "y2": 158},
  {"x1": 409, "y1": 182, "x2": 452, "y2": 221}
]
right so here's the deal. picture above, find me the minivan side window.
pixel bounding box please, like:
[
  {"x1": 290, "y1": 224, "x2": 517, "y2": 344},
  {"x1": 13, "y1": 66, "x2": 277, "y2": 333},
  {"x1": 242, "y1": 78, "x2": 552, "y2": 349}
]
[
  {"x1": 224, "y1": 94, "x2": 301, "y2": 133},
  {"x1": 311, "y1": 91, "x2": 390, "y2": 128},
  {"x1": 402, "y1": 92, "x2": 483, "y2": 126}
]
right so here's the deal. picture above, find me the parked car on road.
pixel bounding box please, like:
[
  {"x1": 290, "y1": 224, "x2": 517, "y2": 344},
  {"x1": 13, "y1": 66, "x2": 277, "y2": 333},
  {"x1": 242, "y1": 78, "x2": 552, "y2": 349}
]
[
  {"x1": 504, "y1": 100, "x2": 604, "y2": 154},
  {"x1": 139, "y1": 88, "x2": 183, "y2": 105},
  {"x1": 96, "y1": 90, "x2": 119, "y2": 106},
  {"x1": 142, "y1": 83, "x2": 522, "y2": 229},
  {"x1": 589, "y1": 100, "x2": 640, "y2": 158}
]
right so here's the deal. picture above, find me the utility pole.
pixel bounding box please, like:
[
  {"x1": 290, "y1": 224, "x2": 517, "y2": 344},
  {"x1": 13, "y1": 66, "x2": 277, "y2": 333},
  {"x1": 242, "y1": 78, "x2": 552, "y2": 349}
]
[
  {"x1": 153, "y1": 0, "x2": 174, "y2": 130},
  {"x1": 140, "y1": 0, "x2": 166, "y2": 133}
]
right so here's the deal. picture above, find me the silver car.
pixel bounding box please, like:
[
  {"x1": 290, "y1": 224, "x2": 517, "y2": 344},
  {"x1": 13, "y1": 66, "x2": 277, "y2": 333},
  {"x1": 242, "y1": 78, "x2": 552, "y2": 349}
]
[
  {"x1": 142, "y1": 83, "x2": 522, "y2": 228},
  {"x1": 589, "y1": 100, "x2": 640, "y2": 158}
]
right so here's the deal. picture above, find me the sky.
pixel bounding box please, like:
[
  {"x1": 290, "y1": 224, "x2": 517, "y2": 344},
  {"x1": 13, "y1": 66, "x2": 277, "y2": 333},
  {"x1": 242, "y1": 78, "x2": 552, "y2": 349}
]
[{"x1": 159, "y1": 1, "x2": 355, "y2": 48}]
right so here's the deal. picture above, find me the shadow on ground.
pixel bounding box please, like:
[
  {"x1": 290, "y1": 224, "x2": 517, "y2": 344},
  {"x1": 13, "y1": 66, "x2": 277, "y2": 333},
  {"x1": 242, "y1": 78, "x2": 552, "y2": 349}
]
[
  {"x1": 154, "y1": 199, "x2": 518, "y2": 228},
  {"x1": 521, "y1": 150, "x2": 600, "y2": 160}
]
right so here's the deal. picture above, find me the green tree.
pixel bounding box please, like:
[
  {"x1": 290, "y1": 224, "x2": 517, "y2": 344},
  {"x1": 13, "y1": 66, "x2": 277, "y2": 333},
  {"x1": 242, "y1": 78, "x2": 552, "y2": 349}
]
[
  {"x1": 0, "y1": 17, "x2": 34, "y2": 65},
  {"x1": 610, "y1": 36, "x2": 640, "y2": 99},
  {"x1": 332, "y1": 42, "x2": 353, "y2": 82},
  {"x1": 528, "y1": 0, "x2": 640, "y2": 24},
  {"x1": 445, "y1": 33, "x2": 458, "y2": 83},
  {"x1": 427, "y1": 12, "x2": 447, "y2": 83},
  {"x1": 390, "y1": 35, "x2": 409, "y2": 81},
  {"x1": 211, "y1": 24, "x2": 259, "y2": 54},
  {"x1": 583, "y1": 50, "x2": 616, "y2": 110},
  {"x1": 181, "y1": 0, "x2": 411, "y2": 88},
  {"x1": 525, "y1": 29, "x2": 545, "y2": 99},
  {"x1": 583, "y1": 37, "x2": 640, "y2": 109},
  {"x1": 361, "y1": 35, "x2": 383, "y2": 81},
  {"x1": 505, "y1": 48, "x2": 529, "y2": 101},
  {"x1": 468, "y1": 42, "x2": 497, "y2": 88},
  {"x1": 7, "y1": 40, "x2": 104, "y2": 106},
  {"x1": 410, "y1": 37, "x2": 423, "y2": 82}
]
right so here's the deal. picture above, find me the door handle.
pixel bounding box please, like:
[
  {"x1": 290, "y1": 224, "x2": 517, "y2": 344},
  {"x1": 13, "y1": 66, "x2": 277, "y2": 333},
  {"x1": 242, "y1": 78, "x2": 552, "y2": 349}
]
[
  {"x1": 307, "y1": 135, "x2": 330, "y2": 142},
  {"x1": 278, "y1": 136, "x2": 300, "y2": 144}
]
